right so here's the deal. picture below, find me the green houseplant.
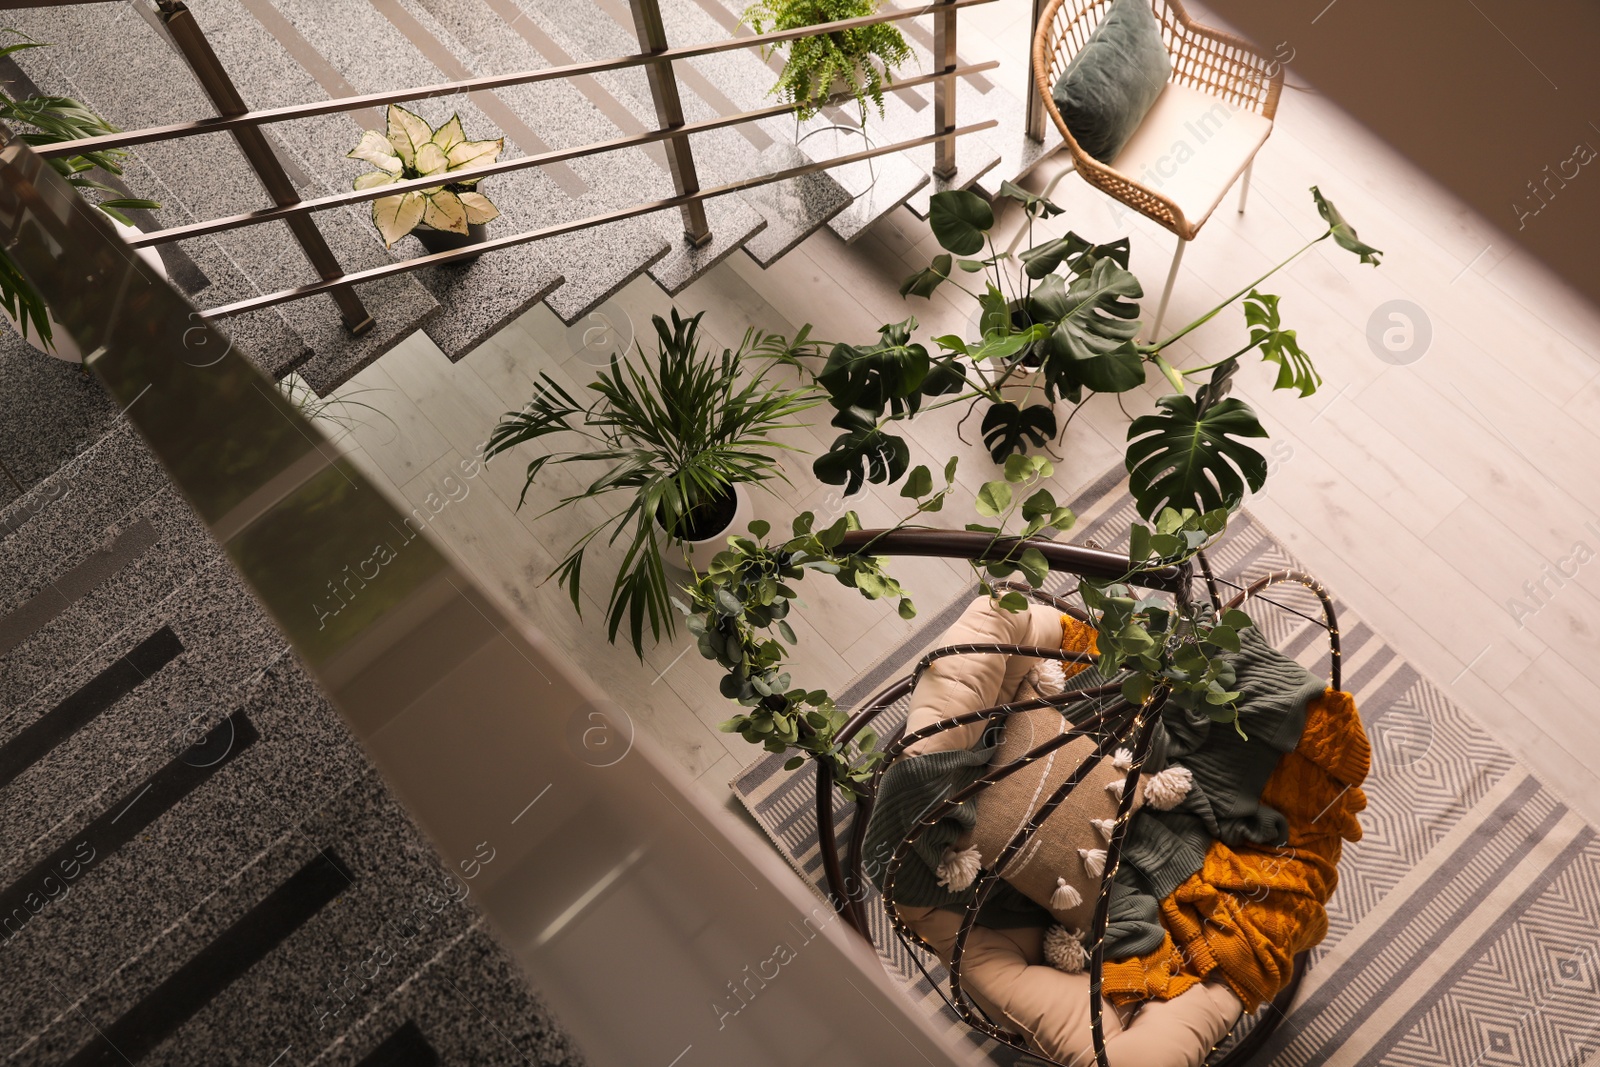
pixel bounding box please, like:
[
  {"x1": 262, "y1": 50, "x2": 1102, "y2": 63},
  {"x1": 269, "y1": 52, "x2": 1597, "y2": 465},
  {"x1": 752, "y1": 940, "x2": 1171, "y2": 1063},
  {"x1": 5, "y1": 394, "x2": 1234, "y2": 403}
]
[
  {"x1": 349, "y1": 104, "x2": 503, "y2": 253},
  {"x1": 0, "y1": 31, "x2": 159, "y2": 353},
  {"x1": 485, "y1": 308, "x2": 821, "y2": 654},
  {"x1": 742, "y1": 0, "x2": 912, "y2": 124},
  {"x1": 678, "y1": 186, "x2": 1382, "y2": 789},
  {"x1": 808, "y1": 183, "x2": 1381, "y2": 519}
]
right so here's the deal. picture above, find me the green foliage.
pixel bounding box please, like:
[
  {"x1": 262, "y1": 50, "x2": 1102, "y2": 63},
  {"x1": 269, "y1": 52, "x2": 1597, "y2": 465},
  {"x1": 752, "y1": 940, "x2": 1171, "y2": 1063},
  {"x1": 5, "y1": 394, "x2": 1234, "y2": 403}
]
[
  {"x1": 1124, "y1": 358, "x2": 1270, "y2": 519},
  {"x1": 676, "y1": 466, "x2": 957, "y2": 798},
  {"x1": 962, "y1": 453, "x2": 1076, "y2": 604},
  {"x1": 743, "y1": 0, "x2": 911, "y2": 122},
  {"x1": 980, "y1": 401, "x2": 1056, "y2": 459},
  {"x1": 484, "y1": 309, "x2": 821, "y2": 655},
  {"x1": 1081, "y1": 506, "x2": 1255, "y2": 726},
  {"x1": 1243, "y1": 290, "x2": 1320, "y2": 397},
  {"x1": 0, "y1": 30, "x2": 160, "y2": 350},
  {"x1": 809, "y1": 318, "x2": 964, "y2": 493},
  {"x1": 795, "y1": 186, "x2": 1380, "y2": 510},
  {"x1": 1311, "y1": 185, "x2": 1382, "y2": 265}
]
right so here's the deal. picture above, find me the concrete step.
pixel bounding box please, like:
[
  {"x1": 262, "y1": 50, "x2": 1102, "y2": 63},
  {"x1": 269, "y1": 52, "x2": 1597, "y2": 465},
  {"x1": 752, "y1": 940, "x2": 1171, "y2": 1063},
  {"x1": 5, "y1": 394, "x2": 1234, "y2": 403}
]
[
  {"x1": 6, "y1": 2, "x2": 439, "y2": 394},
  {"x1": 0, "y1": 419, "x2": 574, "y2": 1064},
  {"x1": 0, "y1": 337, "x2": 118, "y2": 516},
  {"x1": 237, "y1": 0, "x2": 677, "y2": 344},
  {"x1": 518, "y1": 0, "x2": 851, "y2": 272},
  {"x1": 412, "y1": 0, "x2": 768, "y2": 296},
  {"x1": 9, "y1": 771, "x2": 512, "y2": 1064}
]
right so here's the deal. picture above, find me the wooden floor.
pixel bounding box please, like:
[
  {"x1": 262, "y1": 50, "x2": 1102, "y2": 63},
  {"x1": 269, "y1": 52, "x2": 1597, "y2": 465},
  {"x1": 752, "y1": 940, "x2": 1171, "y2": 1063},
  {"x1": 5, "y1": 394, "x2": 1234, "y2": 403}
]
[{"x1": 332, "y1": 0, "x2": 1600, "y2": 831}]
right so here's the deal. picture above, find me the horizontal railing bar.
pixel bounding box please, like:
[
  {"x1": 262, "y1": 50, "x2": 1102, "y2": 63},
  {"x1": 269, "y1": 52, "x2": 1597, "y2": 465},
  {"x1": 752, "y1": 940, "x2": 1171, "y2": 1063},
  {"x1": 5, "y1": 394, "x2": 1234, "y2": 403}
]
[
  {"x1": 39, "y1": 0, "x2": 997, "y2": 160},
  {"x1": 197, "y1": 119, "x2": 996, "y2": 321},
  {"x1": 129, "y1": 62, "x2": 998, "y2": 249}
]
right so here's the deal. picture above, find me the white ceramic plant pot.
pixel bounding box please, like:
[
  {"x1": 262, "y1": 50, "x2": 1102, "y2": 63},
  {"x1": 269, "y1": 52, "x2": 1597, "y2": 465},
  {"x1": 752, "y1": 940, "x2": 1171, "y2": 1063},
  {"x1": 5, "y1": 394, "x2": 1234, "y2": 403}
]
[
  {"x1": 4, "y1": 219, "x2": 167, "y2": 362},
  {"x1": 662, "y1": 483, "x2": 755, "y2": 580}
]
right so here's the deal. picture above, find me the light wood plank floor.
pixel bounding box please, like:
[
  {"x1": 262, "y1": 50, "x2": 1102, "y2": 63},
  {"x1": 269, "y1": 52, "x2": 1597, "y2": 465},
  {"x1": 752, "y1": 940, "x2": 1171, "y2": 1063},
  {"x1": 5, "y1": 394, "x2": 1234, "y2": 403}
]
[{"x1": 332, "y1": 0, "x2": 1600, "y2": 831}]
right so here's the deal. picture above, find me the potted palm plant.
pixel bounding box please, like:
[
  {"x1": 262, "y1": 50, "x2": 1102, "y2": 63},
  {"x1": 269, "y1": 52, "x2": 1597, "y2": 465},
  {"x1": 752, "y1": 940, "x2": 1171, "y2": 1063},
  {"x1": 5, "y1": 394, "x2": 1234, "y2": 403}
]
[
  {"x1": 742, "y1": 0, "x2": 912, "y2": 127},
  {"x1": 484, "y1": 308, "x2": 820, "y2": 655},
  {"x1": 348, "y1": 104, "x2": 503, "y2": 255}
]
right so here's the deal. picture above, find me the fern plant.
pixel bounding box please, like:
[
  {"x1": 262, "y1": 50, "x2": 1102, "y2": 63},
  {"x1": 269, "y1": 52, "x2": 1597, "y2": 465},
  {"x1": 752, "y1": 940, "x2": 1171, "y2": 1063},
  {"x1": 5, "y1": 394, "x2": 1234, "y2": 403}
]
[
  {"x1": 0, "y1": 31, "x2": 158, "y2": 350},
  {"x1": 485, "y1": 309, "x2": 821, "y2": 655},
  {"x1": 743, "y1": 0, "x2": 912, "y2": 123}
]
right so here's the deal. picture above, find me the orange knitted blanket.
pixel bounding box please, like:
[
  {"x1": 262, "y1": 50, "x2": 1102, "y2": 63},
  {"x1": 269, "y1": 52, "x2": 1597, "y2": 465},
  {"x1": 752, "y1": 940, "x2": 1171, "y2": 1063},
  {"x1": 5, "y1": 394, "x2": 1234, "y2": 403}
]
[{"x1": 1100, "y1": 686, "x2": 1371, "y2": 1011}]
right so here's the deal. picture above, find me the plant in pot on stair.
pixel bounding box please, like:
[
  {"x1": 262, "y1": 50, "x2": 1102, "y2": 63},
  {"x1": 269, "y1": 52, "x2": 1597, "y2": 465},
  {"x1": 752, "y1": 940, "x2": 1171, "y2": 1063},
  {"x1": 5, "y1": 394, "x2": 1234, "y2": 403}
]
[
  {"x1": 0, "y1": 31, "x2": 161, "y2": 361},
  {"x1": 744, "y1": 0, "x2": 911, "y2": 137},
  {"x1": 349, "y1": 104, "x2": 503, "y2": 257},
  {"x1": 484, "y1": 308, "x2": 821, "y2": 655}
]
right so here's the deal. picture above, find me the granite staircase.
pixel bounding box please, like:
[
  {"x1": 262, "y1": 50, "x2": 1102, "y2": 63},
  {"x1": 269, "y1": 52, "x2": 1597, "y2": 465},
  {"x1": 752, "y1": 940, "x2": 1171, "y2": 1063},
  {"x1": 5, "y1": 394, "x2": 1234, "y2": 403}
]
[
  {"x1": 0, "y1": 411, "x2": 584, "y2": 1064},
  {"x1": 6, "y1": 0, "x2": 1055, "y2": 395}
]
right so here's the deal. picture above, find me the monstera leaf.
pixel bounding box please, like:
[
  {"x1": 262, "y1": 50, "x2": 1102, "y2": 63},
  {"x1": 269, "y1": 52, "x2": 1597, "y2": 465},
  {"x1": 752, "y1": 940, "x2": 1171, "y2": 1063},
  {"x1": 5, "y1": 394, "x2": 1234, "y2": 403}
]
[
  {"x1": 900, "y1": 254, "x2": 951, "y2": 298},
  {"x1": 980, "y1": 402, "x2": 1057, "y2": 462},
  {"x1": 1311, "y1": 186, "x2": 1382, "y2": 265},
  {"x1": 1019, "y1": 231, "x2": 1130, "y2": 279},
  {"x1": 816, "y1": 319, "x2": 931, "y2": 418},
  {"x1": 1026, "y1": 260, "x2": 1146, "y2": 395},
  {"x1": 814, "y1": 406, "x2": 911, "y2": 494},
  {"x1": 1244, "y1": 290, "x2": 1320, "y2": 397},
  {"x1": 1124, "y1": 359, "x2": 1270, "y2": 518},
  {"x1": 927, "y1": 189, "x2": 994, "y2": 256},
  {"x1": 997, "y1": 179, "x2": 1064, "y2": 219}
]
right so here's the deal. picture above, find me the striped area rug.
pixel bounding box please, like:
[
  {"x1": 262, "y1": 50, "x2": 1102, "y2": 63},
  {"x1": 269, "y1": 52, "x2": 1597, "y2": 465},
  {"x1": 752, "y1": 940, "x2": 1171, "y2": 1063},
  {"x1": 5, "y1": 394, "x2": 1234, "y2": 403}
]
[{"x1": 732, "y1": 467, "x2": 1600, "y2": 1066}]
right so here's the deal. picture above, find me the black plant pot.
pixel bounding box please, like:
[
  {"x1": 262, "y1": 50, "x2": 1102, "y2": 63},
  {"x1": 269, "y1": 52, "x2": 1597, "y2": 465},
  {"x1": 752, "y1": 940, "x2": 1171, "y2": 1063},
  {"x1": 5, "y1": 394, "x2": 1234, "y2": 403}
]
[{"x1": 413, "y1": 221, "x2": 487, "y2": 260}]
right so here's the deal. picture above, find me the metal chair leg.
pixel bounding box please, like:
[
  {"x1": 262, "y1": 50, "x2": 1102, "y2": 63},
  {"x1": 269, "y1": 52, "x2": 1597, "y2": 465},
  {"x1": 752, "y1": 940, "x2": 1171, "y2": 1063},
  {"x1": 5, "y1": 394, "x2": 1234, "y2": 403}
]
[
  {"x1": 1150, "y1": 237, "x2": 1186, "y2": 342},
  {"x1": 1238, "y1": 160, "x2": 1254, "y2": 214}
]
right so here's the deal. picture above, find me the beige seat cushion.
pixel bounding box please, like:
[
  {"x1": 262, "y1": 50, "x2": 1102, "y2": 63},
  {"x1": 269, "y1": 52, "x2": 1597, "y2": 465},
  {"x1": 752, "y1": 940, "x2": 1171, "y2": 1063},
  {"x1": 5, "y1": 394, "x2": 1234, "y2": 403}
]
[
  {"x1": 1109, "y1": 80, "x2": 1273, "y2": 232},
  {"x1": 902, "y1": 598, "x2": 1069, "y2": 757},
  {"x1": 898, "y1": 903, "x2": 1242, "y2": 1066}
]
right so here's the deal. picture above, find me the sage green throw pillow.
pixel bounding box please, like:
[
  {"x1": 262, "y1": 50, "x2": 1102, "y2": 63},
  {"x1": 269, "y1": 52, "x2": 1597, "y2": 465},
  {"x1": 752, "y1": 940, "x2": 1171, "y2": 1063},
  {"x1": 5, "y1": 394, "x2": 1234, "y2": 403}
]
[{"x1": 1051, "y1": 0, "x2": 1172, "y2": 163}]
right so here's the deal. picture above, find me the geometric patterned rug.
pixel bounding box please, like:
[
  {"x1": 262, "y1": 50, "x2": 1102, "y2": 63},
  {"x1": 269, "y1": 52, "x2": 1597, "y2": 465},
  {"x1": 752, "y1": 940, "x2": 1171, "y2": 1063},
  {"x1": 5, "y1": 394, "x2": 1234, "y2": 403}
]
[{"x1": 733, "y1": 465, "x2": 1600, "y2": 1066}]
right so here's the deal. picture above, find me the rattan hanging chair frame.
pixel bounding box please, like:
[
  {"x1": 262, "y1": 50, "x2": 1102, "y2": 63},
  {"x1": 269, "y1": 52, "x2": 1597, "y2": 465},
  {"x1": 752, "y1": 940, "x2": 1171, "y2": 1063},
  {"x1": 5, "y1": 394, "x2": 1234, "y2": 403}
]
[{"x1": 812, "y1": 539, "x2": 1343, "y2": 1067}]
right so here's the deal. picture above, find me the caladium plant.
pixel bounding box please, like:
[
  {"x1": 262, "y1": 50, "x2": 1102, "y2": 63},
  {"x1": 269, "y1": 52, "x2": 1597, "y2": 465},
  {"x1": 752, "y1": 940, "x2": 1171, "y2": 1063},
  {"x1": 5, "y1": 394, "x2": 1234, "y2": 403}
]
[{"x1": 349, "y1": 104, "x2": 503, "y2": 248}]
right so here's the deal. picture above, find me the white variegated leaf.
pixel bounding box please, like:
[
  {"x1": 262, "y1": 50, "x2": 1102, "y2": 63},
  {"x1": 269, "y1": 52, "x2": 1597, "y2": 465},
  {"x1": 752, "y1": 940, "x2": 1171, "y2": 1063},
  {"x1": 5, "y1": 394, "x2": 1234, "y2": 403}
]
[
  {"x1": 415, "y1": 142, "x2": 449, "y2": 177},
  {"x1": 446, "y1": 136, "x2": 503, "y2": 171},
  {"x1": 434, "y1": 114, "x2": 466, "y2": 151},
  {"x1": 348, "y1": 129, "x2": 402, "y2": 173},
  {"x1": 456, "y1": 191, "x2": 500, "y2": 225},
  {"x1": 422, "y1": 190, "x2": 469, "y2": 234},
  {"x1": 353, "y1": 171, "x2": 397, "y2": 191},
  {"x1": 385, "y1": 104, "x2": 432, "y2": 168},
  {"x1": 372, "y1": 191, "x2": 425, "y2": 247}
]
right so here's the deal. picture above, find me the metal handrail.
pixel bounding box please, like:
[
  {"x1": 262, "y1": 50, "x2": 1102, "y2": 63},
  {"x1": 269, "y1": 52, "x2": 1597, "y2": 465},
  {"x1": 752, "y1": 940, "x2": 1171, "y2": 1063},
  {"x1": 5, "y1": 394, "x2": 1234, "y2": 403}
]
[
  {"x1": 127, "y1": 62, "x2": 998, "y2": 250},
  {"x1": 38, "y1": 0, "x2": 1000, "y2": 159},
  {"x1": 197, "y1": 118, "x2": 997, "y2": 321}
]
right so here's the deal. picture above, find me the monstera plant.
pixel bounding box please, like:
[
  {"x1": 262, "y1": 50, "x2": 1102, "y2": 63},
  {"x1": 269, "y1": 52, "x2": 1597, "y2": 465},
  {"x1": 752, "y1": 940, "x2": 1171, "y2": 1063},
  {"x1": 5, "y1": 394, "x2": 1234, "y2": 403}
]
[
  {"x1": 349, "y1": 104, "x2": 503, "y2": 251},
  {"x1": 801, "y1": 184, "x2": 1381, "y2": 519}
]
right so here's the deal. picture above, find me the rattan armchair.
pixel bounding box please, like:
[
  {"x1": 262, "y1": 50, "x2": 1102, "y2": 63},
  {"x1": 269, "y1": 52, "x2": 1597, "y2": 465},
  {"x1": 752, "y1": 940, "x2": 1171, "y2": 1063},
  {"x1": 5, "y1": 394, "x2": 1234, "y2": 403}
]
[{"x1": 1031, "y1": 0, "x2": 1285, "y2": 338}]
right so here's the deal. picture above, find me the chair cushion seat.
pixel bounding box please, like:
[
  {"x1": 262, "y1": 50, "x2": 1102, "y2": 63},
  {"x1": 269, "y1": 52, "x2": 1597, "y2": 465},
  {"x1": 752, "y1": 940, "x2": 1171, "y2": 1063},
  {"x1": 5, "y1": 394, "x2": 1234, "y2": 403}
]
[{"x1": 1108, "y1": 80, "x2": 1273, "y2": 231}]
